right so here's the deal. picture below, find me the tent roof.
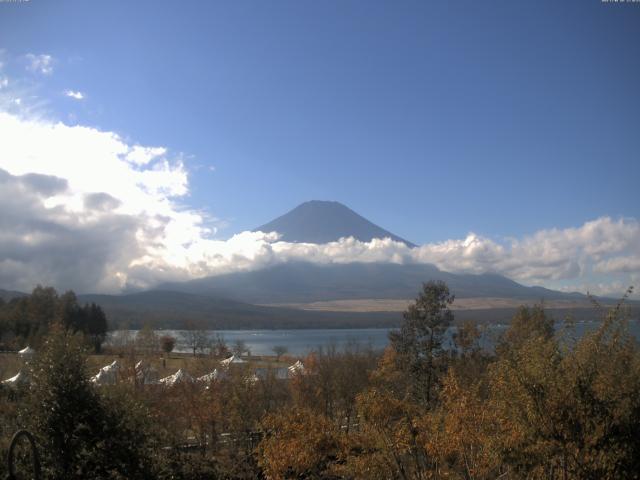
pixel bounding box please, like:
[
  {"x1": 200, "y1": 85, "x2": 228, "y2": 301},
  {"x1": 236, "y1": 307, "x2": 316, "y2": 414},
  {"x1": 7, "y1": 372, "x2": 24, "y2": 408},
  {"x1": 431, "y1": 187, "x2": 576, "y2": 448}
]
[
  {"x1": 197, "y1": 370, "x2": 218, "y2": 383},
  {"x1": 159, "y1": 368, "x2": 193, "y2": 386},
  {"x1": 220, "y1": 355, "x2": 246, "y2": 367},
  {"x1": 288, "y1": 360, "x2": 305, "y2": 374},
  {"x1": 2, "y1": 370, "x2": 29, "y2": 387},
  {"x1": 99, "y1": 360, "x2": 120, "y2": 373},
  {"x1": 92, "y1": 361, "x2": 120, "y2": 385},
  {"x1": 92, "y1": 369, "x2": 117, "y2": 385}
]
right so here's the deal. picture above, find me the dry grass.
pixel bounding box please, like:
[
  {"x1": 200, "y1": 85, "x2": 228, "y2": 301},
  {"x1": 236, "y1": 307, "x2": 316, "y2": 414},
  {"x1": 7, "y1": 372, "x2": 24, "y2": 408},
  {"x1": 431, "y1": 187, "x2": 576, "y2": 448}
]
[
  {"x1": 262, "y1": 297, "x2": 599, "y2": 312},
  {"x1": 0, "y1": 351, "x2": 291, "y2": 384}
]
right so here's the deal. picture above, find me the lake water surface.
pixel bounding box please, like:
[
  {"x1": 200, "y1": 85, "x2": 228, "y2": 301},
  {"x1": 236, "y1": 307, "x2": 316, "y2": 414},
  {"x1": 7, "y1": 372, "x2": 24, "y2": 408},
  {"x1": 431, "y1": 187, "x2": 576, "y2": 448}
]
[{"x1": 111, "y1": 319, "x2": 640, "y2": 356}]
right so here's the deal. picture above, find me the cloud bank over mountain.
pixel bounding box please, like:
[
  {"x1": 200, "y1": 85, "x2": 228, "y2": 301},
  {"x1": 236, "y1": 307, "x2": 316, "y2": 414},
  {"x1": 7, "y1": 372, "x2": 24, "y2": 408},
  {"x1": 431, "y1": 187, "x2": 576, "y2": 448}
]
[{"x1": 0, "y1": 88, "x2": 637, "y2": 296}]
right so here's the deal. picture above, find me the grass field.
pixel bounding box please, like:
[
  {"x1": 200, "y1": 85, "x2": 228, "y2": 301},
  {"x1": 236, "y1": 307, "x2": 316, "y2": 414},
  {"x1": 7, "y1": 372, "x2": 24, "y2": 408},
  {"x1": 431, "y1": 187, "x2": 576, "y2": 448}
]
[
  {"x1": 0, "y1": 351, "x2": 296, "y2": 383},
  {"x1": 263, "y1": 297, "x2": 605, "y2": 312}
]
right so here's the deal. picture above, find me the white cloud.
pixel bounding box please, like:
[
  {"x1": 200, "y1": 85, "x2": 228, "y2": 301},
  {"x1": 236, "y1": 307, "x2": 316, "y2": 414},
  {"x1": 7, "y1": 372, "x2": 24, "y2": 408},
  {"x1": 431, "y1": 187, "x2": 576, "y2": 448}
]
[
  {"x1": 0, "y1": 111, "x2": 193, "y2": 292},
  {"x1": 556, "y1": 282, "x2": 631, "y2": 299},
  {"x1": 594, "y1": 256, "x2": 640, "y2": 274},
  {"x1": 125, "y1": 145, "x2": 167, "y2": 166},
  {"x1": 25, "y1": 54, "x2": 54, "y2": 75},
  {"x1": 64, "y1": 90, "x2": 85, "y2": 100},
  {"x1": 0, "y1": 107, "x2": 637, "y2": 296},
  {"x1": 411, "y1": 217, "x2": 640, "y2": 284}
]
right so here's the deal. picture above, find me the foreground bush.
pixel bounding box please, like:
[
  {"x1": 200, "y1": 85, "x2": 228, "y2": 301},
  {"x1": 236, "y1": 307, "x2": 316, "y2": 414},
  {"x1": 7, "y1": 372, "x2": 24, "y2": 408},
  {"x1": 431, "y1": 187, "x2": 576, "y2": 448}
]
[{"x1": 21, "y1": 325, "x2": 154, "y2": 480}]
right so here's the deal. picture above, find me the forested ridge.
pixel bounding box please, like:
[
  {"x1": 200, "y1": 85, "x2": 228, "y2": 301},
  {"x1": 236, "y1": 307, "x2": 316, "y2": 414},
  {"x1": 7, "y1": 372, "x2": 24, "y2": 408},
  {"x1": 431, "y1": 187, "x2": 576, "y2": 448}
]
[{"x1": 0, "y1": 285, "x2": 108, "y2": 353}]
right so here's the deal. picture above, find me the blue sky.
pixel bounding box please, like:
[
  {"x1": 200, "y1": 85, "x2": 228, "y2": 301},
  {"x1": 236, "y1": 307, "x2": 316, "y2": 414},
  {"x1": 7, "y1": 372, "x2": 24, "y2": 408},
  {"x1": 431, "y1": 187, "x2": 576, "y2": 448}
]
[{"x1": 0, "y1": 1, "x2": 639, "y2": 295}]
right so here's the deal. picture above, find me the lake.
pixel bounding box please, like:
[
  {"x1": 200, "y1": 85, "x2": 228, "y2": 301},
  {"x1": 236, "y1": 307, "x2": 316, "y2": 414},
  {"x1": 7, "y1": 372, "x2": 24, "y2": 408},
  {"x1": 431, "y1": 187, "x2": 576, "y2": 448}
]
[{"x1": 110, "y1": 319, "x2": 640, "y2": 356}]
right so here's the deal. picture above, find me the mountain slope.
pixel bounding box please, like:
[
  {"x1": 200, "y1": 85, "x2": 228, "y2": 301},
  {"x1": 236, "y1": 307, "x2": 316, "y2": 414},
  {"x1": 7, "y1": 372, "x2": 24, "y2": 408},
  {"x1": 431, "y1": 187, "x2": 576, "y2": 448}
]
[
  {"x1": 254, "y1": 200, "x2": 416, "y2": 247},
  {"x1": 77, "y1": 290, "x2": 400, "y2": 329},
  {"x1": 79, "y1": 288, "x2": 623, "y2": 329},
  {"x1": 161, "y1": 262, "x2": 585, "y2": 305},
  {"x1": 0, "y1": 289, "x2": 28, "y2": 301}
]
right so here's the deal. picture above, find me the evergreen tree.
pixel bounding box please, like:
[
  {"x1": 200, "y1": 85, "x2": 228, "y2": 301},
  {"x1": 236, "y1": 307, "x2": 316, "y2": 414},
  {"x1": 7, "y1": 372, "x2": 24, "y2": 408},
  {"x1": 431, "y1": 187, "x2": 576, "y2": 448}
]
[
  {"x1": 389, "y1": 280, "x2": 454, "y2": 405},
  {"x1": 23, "y1": 325, "x2": 153, "y2": 479}
]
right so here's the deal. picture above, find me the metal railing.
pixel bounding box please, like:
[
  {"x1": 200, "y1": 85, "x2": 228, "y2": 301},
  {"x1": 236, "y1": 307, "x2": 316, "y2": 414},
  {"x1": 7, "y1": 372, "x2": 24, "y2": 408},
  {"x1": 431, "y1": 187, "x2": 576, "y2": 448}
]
[{"x1": 5, "y1": 430, "x2": 40, "y2": 480}]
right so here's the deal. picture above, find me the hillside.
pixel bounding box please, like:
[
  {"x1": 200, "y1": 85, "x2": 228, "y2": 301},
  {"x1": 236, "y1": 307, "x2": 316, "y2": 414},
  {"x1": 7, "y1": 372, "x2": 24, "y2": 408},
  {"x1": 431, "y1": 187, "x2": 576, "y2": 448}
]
[
  {"x1": 0, "y1": 289, "x2": 27, "y2": 302},
  {"x1": 77, "y1": 290, "x2": 400, "y2": 329},
  {"x1": 160, "y1": 262, "x2": 585, "y2": 305}
]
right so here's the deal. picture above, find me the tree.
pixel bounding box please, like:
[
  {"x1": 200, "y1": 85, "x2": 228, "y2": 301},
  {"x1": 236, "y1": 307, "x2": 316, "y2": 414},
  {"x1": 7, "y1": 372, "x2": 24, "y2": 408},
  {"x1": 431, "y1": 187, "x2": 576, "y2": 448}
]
[
  {"x1": 136, "y1": 324, "x2": 158, "y2": 355},
  {"x1": 0, "y1": 297, "x2": 7, "y2": 346},
  {"x1": 211, "y1": 333, "x2": 231, "y2": 358},
  {"x1": 496, "y1": 304, "x2": 554, "y2": 356},
  {"x1": 184, "y1": 327, "x2": 209, "y2": 356},
  {"x1": 110, "y1": 325, "x2": 134, "y2": 354},
  {"x1": 233, "y1": 339, "x2": 248, "y2": 357},
  {"x1": 57, "y1": 290, "x2": 81, "y2": 331},
  {"x1": 3, "y1": 287, "x2": 108, "y2": 352},
  {"x1": 272, "y1": 345, "x2": 288, "y2": 361},
  {"x1": 489, "y1": 290, "x2": 640, "y2": 479},
  {"x1": 160, "y1": 335, "x2": 176, "y2": 355},
  {"x1": 9, "y1": 285, "x2": 58, "y2": 342},
  {"x1": 23, "y1": 325, "x2": 153, "y2": 479},
  {"x1": 389, "y1": 280, "x2": 454, "y2": 406},
  {"x1": 84, "y1": 303, "x2": 108, "y2": 353},
  {"x1": 452, "y1": 320, "x2": 481, "y2": 356},
  {"x1": 422, "y1": 369, "x2": 503, "y2": 479},
  {"x1": 258, "y1": 408, "x2": 342, "y2": 480}
]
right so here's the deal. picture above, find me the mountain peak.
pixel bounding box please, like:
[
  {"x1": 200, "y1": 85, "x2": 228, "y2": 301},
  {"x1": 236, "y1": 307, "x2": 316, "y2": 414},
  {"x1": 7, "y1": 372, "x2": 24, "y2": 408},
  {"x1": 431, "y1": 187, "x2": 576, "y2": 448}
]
[{"x1": 254, "y1": 201, "x2": 416, "y2": 247}]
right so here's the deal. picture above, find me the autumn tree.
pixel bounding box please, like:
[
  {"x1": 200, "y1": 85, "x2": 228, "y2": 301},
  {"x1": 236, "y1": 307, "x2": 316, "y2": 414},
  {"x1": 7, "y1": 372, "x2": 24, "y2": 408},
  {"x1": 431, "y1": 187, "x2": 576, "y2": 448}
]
[
  {"x1": 422, "y1": 369, "x2": 503, "y2": 479},
  {"x1": 211, "y1": 333, "x2": 231, "y2": 358},
  {"x1": 159, "y1": 335, "x2": 176, "y2": 355},
  {"x1": 333, "y1": 347, "x2": 431, "y2": 480},
  {"x1": 489, "y1": 289, "x2": 640, "y2": 479},
  {"x1": 258, "y1": 408, "x2": 342, "y2": 480},
  {"x1": 272, "y1": 345, "x2": 288, "y2": 361},
  {"x1": 450, "y1": 320, "x2": 489, "y2": 386},
  {"x1": 496, "y1": 303, "x2": 554, "y2": 356}
]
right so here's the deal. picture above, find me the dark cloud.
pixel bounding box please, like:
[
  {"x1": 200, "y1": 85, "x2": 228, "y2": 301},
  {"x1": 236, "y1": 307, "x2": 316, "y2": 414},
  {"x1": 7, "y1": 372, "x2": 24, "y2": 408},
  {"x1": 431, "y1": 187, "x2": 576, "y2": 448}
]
[
  {"x1": 19, "y1": 172, "x2": 68, "y2": 197},
  {"x1": 84, "y1": 192, "x2": 122, "y2": 211},
  {"x1": 0, "y1": 169, "x2": 142, "y2": 293},
  {"x1": 0, "y1": 168, "x2": 68, "y2": 198}
]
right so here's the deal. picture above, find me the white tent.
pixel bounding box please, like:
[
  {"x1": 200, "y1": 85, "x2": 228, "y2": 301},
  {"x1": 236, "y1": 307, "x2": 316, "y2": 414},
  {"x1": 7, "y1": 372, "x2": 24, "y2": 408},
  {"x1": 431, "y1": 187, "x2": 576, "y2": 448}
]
[
  {"x1": 135, "y1": 360, "x2": 159, "y2": 385},
  {"x1": 288, "y1": 360, "x2": 305, "y2": 376},
  {"x1": 159, "y1": 368, "x2": 194, "y2": 387},
  {"x1": 91, "y1": 360, "x2": 120, "y2": 385},
  {"x1": 197, "y1": 369, "x2": 218, "y2": 383},
  {"x1": 99, "y1": 360, "x2": 120, "y2": 372},
  {"x1": 92, "y1": 369, "x2": 114, "y2": 385},
  {"x1": 220, "y1": 355, "x2": 246, "y2": 367},
  {"x1": 18, "y1": 346, "x2": 35, "y2": 357},
  {"x1": 2, "y1": 370, "x2": 29, "y2": 388}
]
